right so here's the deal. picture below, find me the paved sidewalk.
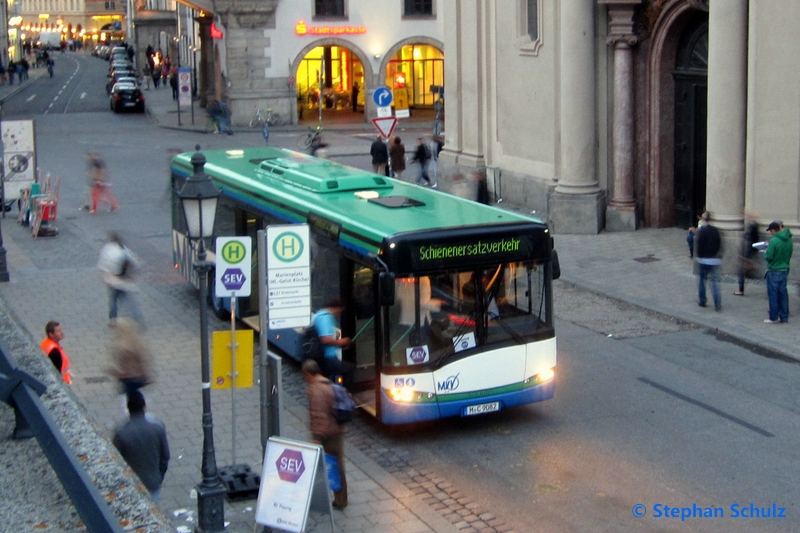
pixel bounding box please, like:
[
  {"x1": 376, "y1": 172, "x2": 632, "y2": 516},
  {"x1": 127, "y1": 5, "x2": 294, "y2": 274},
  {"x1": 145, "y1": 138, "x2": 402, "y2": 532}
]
[{"x1": 553, "y1": 228, "x2": 800, "y2": 362}]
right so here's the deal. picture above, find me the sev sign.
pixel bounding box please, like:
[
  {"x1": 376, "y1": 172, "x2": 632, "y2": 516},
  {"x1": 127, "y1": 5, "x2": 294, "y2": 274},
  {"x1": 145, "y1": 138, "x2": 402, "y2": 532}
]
[{"x1": 255, "y1": 437, "x2": 334, "y2": 532}]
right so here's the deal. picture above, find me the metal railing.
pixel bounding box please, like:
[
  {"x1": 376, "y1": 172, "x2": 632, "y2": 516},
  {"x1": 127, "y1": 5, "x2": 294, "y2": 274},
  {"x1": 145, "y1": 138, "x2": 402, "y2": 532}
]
[{"x1": 0, "y1": 341, "x2": 125, "y2": 533}]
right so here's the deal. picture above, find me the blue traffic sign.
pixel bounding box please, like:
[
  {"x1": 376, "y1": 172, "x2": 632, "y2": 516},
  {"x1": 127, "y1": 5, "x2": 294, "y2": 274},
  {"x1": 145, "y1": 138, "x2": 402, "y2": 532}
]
[{"x1": 372, "y1": 86, "x2": 393, "y2": 107}]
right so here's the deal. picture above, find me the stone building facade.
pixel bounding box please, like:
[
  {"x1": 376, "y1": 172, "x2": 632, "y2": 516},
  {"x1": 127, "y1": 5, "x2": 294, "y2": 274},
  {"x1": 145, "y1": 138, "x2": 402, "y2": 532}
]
[
  {"x1": 438, "y1": 0, "x2": 800, "y2": 254},
  {"x1": 202, "y1": 0, "x2": 444, "y2": 128}
]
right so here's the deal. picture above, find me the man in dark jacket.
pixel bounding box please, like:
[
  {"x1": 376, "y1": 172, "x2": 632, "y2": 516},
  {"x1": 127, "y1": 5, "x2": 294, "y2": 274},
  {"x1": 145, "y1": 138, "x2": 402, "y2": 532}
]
[
  {"x1": 113, "y1": 391, "x2": 170, "y2": 501},
  {"x1": 695, "y1": 212, "x2": 722, "y2": 311},
  {"x1": 412, "y1": 137, "x2": 432, "y2": 186},
  {"x1": 764, "y1": 220, "x2": 793, "y2": 323},
  {"x1": 370, "y1": 136, "x2": 389, "y2": 175}
]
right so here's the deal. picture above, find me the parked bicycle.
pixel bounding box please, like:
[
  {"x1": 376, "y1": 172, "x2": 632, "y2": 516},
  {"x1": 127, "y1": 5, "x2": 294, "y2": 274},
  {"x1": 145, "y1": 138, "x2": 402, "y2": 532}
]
[
  {"x1": 297, "y1": 126, "x2": 323, "y2": 152},
  {"x1": 249, "y1": 107, "x2": 284, "y2": 128}
]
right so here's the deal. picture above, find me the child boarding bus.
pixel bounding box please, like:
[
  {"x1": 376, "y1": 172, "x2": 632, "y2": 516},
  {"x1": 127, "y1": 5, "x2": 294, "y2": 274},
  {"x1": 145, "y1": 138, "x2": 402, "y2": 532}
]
[{"x1": 171, "y1": 147, "x2": 559, "y2": 424}]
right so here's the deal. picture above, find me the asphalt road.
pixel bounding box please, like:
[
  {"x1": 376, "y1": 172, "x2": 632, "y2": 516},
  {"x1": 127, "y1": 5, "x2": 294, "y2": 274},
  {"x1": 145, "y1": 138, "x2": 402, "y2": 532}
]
[{"x1": 4, "y1": 54, "x2": 799, "y2": 533}]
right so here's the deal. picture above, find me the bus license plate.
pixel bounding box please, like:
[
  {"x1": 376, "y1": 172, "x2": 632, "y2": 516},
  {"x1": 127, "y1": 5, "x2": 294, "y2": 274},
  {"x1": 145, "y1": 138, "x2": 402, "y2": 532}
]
[{"x1": 464, "y1": 402, "x2": 500, "y2": 416}]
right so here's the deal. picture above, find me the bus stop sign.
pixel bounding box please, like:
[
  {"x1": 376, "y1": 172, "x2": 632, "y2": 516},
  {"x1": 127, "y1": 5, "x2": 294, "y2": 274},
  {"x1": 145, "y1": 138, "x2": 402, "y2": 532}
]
[{"x1": 216, "y1": 237, "x2": 252, "y2": 297}]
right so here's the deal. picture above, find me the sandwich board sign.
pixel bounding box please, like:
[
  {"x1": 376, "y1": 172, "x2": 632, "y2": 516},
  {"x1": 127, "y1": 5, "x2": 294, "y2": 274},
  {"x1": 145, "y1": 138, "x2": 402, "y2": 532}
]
[{"x1": 255, "y1": 437, "x2": 334, "y2": 532}]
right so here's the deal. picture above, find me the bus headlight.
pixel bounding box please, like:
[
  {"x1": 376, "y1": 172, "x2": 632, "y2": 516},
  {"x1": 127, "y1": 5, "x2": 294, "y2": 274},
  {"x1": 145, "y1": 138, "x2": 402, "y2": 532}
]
[
  {"x1": 535, "y1": 368, "x2": 555, "y2": 382},
  {"x1": 389, "y1": 387, "x2": 415, "y2": 402}
]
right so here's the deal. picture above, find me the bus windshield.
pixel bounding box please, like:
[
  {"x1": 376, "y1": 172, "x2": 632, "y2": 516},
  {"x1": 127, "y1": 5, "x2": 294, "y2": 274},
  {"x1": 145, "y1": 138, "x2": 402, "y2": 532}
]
[{"x1": 385, "y1": 261, "x2": 551, "y2": 370}]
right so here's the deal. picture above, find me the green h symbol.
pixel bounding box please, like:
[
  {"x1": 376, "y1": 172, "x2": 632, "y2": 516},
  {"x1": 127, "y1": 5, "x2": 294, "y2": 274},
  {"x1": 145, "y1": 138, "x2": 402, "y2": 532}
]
[{"x1": 279, "y1": 237, "x2": 298, "y2": 257}]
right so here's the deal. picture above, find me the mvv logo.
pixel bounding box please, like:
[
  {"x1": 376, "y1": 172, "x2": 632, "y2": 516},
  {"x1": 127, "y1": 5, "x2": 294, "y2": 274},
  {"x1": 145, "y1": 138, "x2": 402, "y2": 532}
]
[{"x1": 437, "y1": 373, "x2": 460, "y2": 392}]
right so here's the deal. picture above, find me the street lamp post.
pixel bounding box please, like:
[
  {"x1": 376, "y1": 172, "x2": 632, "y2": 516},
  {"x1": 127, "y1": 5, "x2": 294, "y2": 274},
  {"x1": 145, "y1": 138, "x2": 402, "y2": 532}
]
[
  {"x1": 0, "y1": 99, "x2": 10, "y2": 283},
  {"x1": 177, "y1": 146, "x2": 224, "y2": 533}
]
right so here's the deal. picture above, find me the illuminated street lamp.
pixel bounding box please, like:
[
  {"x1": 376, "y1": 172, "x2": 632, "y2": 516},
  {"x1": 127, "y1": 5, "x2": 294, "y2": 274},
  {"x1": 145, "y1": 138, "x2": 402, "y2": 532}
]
[{"x1": 177, "y1": 146, "x2": 224, "y2": 532}]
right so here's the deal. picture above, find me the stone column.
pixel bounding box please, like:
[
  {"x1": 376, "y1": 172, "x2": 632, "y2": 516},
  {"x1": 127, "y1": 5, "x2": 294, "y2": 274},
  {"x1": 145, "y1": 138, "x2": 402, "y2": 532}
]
[
  {"x1": 706, "y1": 0, "x2": 747, "y2": 232},
  {"x1": 600, "y1": 0, "x2": 641, "y2": 231},
  {"x1": 550, "y1": 0, "x2": 603, "y2": 234}
]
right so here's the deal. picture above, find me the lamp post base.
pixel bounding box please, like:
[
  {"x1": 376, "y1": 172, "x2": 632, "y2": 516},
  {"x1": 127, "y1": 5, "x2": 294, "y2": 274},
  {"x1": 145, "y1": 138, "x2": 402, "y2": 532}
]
[
  {"x1": 0, "y1": 246, "x2": 9, "y2": 282},
  {"x1": 196, "y1": 481, "x2": 226, "y2": 533}
]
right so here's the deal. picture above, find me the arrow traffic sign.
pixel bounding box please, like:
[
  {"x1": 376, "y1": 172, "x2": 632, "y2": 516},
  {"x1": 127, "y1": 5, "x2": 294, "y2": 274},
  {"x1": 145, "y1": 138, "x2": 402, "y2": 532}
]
[
  {"x1": 372, "y1": 86, "x2": 393, "y2": 107},
  {"x1": 371, "y1": 117, "x2": 398, "y2": 139}
]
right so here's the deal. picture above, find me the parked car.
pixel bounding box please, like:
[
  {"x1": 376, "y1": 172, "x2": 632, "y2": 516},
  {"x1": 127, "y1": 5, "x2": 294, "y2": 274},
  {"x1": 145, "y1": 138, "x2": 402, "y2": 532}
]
[
  {"x1": 109, "y1": 60, "x2": 133, "y2": 73},
  {"x1": 106, "y1": 71, "x2": 136, "y2": 93},
  {"x1": 109, "y1": 83, "x2": 145, "y2": 113}
]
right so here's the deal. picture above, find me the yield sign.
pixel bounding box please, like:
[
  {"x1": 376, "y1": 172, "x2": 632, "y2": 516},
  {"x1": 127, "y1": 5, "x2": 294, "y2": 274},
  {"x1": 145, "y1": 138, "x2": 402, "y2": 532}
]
[{"x1": 371, "y1": 117, "x2": 398, "y2": 139}]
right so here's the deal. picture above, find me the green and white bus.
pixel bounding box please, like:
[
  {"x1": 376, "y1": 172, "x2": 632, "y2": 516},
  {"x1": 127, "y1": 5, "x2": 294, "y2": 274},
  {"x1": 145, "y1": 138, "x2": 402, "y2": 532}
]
[{"x1": 171, "y1": 146, "x2": 559, "y2": 424}]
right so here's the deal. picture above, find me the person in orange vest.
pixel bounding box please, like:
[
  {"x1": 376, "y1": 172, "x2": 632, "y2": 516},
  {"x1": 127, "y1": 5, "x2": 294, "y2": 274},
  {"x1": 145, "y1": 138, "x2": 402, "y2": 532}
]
[{"x1": 40, "y1": 320, "x2": 72, "y2": 384}]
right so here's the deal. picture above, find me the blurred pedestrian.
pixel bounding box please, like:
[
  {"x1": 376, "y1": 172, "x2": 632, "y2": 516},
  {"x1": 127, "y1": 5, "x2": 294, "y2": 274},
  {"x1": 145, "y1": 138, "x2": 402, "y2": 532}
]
[
  {"x1": 86, "y1": 152, "x2": 119, "y2": 214},
  {"x1": 764, "y1": 220, "x2": 793, "y2": 324},
  {"x1": 686, "y1": 226, "x2": 697, "y2": 258},
  {"x1": 370, "y1": 135, "x2": 389, "y2": 175},
  {"x1": 695, "y1": 211, "x2": 722, "y2": 311},
  {"x1": 40, "y1": 320, "x2": 72, "y2": 384},
  {"x1": 301, "y1": 359, "x2": 347, "y2": 510},
  {"x1": 207, "y1": 99, "x2": 233, "y2": 135},
  {"x1": 389, "y1": 136, "x2": 406, "y2": 180},
  {"x1": 142, "y1": 63, "x2": 151, "y2": 90},
  {"x1": 7, "y1": 59, "x2": 15, "y2": 85},
  {"x1": 97, "y1": 232, "x2": 145, "y2": 327},
  {"x1": 106, "y1": 317, "x2": 153, "y2": 395},
  {"x1": 450, "y1": 172, "x2": 475, "y2": 200},
  {"x1": 169, "y1": 66, "x2": 178, "y2": 100},
  {"x1": 473, "y1": 172, "x2": 489, "y2": 204},
  {"x1": 113, "y1": 390, "x2": 170, "y2": 502},
  {"x1": 412, "y1": 137, "x2": 432, "y2": 186},
  {"x1": 151, "y1": 64, "x2": 161, "y2": 88},
  {"x1": 351, "y1": 82, "x2": 359, "y2": 112},
  {"x1": 734, "y1": 211, "x2": 759, "y2": 295}
]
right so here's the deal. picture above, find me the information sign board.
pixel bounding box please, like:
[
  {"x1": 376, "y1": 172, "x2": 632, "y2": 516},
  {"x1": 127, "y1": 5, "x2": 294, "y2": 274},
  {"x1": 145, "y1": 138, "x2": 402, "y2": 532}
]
[
  {"x1": 178, "y1": 67, "x2": 192, "y2": 107},
  {"x1": 1, "y1": 120, "x2": 35, "y2": 202},
  {"x1": 266, "y1": 225, "x2": 311, "y2": 329}
]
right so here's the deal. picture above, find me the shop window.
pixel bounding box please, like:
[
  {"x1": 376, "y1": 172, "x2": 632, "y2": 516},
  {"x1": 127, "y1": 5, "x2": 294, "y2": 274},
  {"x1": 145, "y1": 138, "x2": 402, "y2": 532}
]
[
  {"x1": 404, "y1": 0, "x2": 433, "y2": 17},
  {"x1": 517, "y1": 0, "x2": 542, "y2": 55},
  {"x1": 315, "y1": 0, "x2": 346, "y2": 18}
]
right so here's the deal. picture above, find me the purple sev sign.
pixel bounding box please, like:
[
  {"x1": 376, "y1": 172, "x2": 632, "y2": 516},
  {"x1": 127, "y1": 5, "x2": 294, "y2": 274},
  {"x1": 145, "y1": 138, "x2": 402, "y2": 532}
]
[
  {"x1": 406, "y1": 345, "x2": 430, "y2": 365},
  {"x1": 276, "y1": 449, "x2": 305, "y2": 483}
]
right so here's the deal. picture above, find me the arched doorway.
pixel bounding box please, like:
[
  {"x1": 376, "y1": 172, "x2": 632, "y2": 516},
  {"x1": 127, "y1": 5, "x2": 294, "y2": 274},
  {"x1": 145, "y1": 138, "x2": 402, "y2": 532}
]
[
  {"x1": 673, "y1": 18, "x2": 708, "y2": 228},
  {"x1": 385, "y1": 43, "x2": 444, "y2": 109},
  {"x1": 296, "y1": 44, "x2": 364, "y2": 120}
]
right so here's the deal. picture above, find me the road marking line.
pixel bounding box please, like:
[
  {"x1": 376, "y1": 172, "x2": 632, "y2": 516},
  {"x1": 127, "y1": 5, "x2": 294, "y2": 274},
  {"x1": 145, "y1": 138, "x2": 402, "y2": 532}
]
[{"x1": 637, "y1": 377, "x2": 775, "y2": 437}]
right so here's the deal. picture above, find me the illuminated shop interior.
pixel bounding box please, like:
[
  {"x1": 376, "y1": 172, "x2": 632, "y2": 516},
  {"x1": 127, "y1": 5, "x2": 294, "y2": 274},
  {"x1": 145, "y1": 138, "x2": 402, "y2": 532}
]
[{"x1": 296, "y1": 43, "x2": 444, "y2": 112}]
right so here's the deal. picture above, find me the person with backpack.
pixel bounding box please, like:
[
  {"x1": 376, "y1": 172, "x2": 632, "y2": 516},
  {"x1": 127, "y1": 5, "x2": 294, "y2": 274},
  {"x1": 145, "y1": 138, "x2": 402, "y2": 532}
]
[
  {"x1": 412, "y1": 137, "x2": 432, "y2": 186},
  {"x1": 310, "y1": 298, "x2": 354, "y2": 386},
  {"x1": 301, "y1": 359, "x2": 347, "y2": 510},
  {"x1": 97, "y1": 232, "x2": 145, "y2": 328}
]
